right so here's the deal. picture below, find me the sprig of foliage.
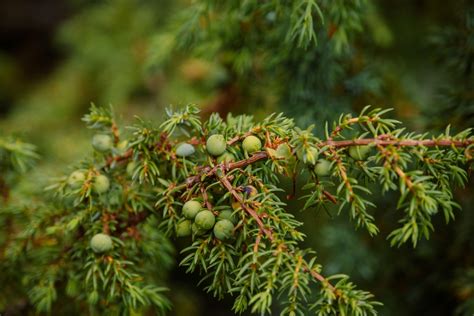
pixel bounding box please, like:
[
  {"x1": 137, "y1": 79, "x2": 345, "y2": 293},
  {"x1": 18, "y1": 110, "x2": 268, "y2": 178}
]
[
  {"x1": 0, "y1": 135, "x2": 39, "y2": 174},
  {"x1": 2, "y1": 104, "x2": 473, "y2": 314},
  {"x1": 81, "y1": 103, "x2": 115, "y2": 130},
  {"x1": 288, "y1": 0, "x2": 324, "y2": 48}
]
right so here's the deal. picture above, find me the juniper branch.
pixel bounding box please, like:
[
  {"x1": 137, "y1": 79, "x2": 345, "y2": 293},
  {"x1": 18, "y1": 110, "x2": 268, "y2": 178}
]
[
  {"x1": 22, "y1": 104, "x2": 473, "y2": 315},
  {"x1": 217, "y1": 168, "x2": 338, "y2": 294},
  {"x1": 184, "y1": 137, "x2": 473, "y2": 188},
  {"x1": 325, "y1": 138, "x2": 474, "y2": 147}
]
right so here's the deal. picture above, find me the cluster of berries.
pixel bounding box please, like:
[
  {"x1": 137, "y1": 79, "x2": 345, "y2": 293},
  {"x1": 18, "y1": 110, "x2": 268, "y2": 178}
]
[
  {"x1": 175, "y1": 134, "x2": 262, "y2": 161},
  {"x1": 66, "y1": 134, "x2": 118, "y2": 193},
  {"x1": 83, "y1": 133, "x2": 372, "y2": 253},
  {"x1": 177, "y1": 200, "x2": 238, "y2": 241},
  {"x1": 174, "y1": 134, "x2": 263, "y2": 240}
]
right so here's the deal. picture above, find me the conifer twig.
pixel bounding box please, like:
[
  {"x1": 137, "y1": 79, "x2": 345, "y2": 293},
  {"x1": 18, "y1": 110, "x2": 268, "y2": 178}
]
[{"x1": 217, "y1": 168, "x2": 338, "y2": 295}]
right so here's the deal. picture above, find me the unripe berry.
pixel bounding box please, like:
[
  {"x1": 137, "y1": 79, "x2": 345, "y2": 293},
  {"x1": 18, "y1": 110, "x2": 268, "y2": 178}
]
[
  {"x1": 68, "y1": 170, "x2": 86, "y2": 189},
  {"x1": 349, "y1": 145, "x2": 371, "y2": 161},
  {"x1": 314, "y1": 159, "x2": 332, "y2": 177},
  {"x1": 90, "y1": 233, "x2": 113, "y2": 253},
  {"x1": 206, "y1": 134, "x2": 226, "y2": 156},
  {"x1": 93, "y1": 174, "x2": 110, "y2": 193},
  {"x1": 242, "y1": 135, "x2": 262, "y2": 153},
  {"x1": 297, "y1": 147, "x2": 319, "y2": 165},
  {"x1": 176, "y1": 220, "x2": 192, "y2": 237},
  {"x1": 195, "y1": 210, "x2": 216, "y2": 230},
  {"x1": 218, "y1": 210, "x2": 238, "y2": 224},
  {"x1": 276, "y1": 143, "x2": 292, "y2": 159},
  {"x1": 176, "y1": 143, "x2": 195, "y2": 157},
  {"x1": 217, "y1": 152, "x2": 236, "y2": 163},
  {"x1": 213, "y1": 219, "x2": 235, "y2": 241},
  {"x1": 92, "y1": 134, "x2": 113, "y2": 152},
  {"x1": 182, "y1": 200, "x2": 202, "y2": 220}
]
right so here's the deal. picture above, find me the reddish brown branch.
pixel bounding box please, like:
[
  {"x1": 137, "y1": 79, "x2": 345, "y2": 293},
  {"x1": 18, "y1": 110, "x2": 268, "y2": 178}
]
[
  {"x1": 218, "y1": 171, "x2": 274, "y2": 240},
  {"x1": 328, "y1": 148, "x2": 354, "y2": 199},
  {"x1": 102, "y1": 213, "x2": 111, "y2": 234},
  {"x1": 376, "y1": 145, "x2": 415, "y2": 192},
  {"x1": 228, "y1": 151, "x2": 269, "y2": 170},
  {"x1": 105, "y1": 148, "x2": 133, "y2": 167},
  {"x1": 325, "y1": 138, "x2": 474, "y2": 148},
  {"x1": 253, "y1": 232, "x2": 262, "y2": 253},
  {"x1": 293, "y1": 255, "x2": 303, "y2": 288},
  {"x1": 111, "y1": 122, "x2": 120, "y2": 144},
  {"x1": 186, "y1": 151, "x2": 269, "y2": 187},
  {"x1": 394, "y1": 166, "x2": 414, "y2": 190},
  {"x1": 200, "y1": 185, "x2": 214, "y2": 212},
  {"x1": 185, "y1": 137, "x2": 473, "y2": 188},
  {"x1": 304, "y1": 266, "x2": 336, "y2": 292},
  {"x1": 227, "y1": 129, "x2": 261, "y2": 146},
  {"x1": 322, "y1": 190, "x2": 338, "y2": 204}
]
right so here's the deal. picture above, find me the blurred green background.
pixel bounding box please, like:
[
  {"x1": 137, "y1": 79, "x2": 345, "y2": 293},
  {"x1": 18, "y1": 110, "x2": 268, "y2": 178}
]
[{"x1": 0, "y1": 0, "x2": 473, "y2": 315}]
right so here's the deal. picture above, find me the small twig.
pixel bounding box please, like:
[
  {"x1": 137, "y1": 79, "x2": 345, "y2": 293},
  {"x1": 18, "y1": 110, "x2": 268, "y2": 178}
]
[
  {"x1": 218, "y1": 170, "x2": 274, "y2": 241},
  {"x1": 304, "y1": 266, "x2": 336, "y2": 292},
  {"x1": 186, "y1": 151, "x2": 269, "y2": 187},
  {"x1": 265, "y1": 130, "x2": 272, "y2": 148},
  {"x1": 227, "y1": 128, "x2": 262, "y2": 146},
  {"x1": 200, "y1": 185, "x2": 214, "y2": 212},
  {"x1": 324, "y1": 138, "x2": 474, "y2": 148},
  {"x1": 376, "y1": 145, "x2": 415, "y2": 192},
  {"x1": 329, "y1": 148, "x2": 354, "y2": 198},
  {"x1": 394, "y1": 166, "x2": 414, "y2": 190},
  {"x1": 322, "y1": 190, "x2": 338, "y2": 204},
  {"x1": 187, "y1": 136, "x2": 205, "y2": 146},
  {"x1": 227, "y1": 132, "x2": 251, "y2": 146},
  {"x1": 293, "y1": 255, "x2": 303, "y2": 289},
  {"x1": 330, "y1": 117, "x2": 362, "y2": 139},
  {"x1": 105, "y1": 149, "x2": 133, "y2": 167},
  {"x1": 111, "y1": 122, "x2": 120, "y2": 144},
  {"x1": 102, "y1": 213, "x2": 111, "y2": 234},
  {"x1": 253, "y1": 232, "x2": 262, "y2": 253}
]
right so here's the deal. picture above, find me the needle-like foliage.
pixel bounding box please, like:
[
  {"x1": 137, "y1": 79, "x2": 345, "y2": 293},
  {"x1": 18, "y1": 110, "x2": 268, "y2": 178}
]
[{"x1": 2, "y1": 104, "x2": 472, "y2": 314}]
